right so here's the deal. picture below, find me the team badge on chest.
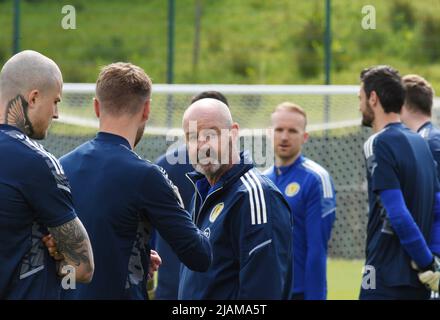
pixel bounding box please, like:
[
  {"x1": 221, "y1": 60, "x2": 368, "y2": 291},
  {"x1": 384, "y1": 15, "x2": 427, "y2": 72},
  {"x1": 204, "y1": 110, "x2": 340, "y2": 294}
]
[
  {"x1": 209, "y1": 202, "x2": 225, "y2": 223},
  {"x1": 285, "y1": 182, "x2": 300, "y2": 197}
]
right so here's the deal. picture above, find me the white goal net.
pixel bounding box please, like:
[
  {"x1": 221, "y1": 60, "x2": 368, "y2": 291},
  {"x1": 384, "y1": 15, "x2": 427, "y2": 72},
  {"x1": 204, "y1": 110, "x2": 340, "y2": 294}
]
[{"x1": 44, "y1": 84, "x2": 440, "y2": 259}]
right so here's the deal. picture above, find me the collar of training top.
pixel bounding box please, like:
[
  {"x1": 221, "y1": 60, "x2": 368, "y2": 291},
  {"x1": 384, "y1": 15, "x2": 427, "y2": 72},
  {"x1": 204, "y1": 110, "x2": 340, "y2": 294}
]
[
  {"x1": 0, "y1": 123, "x2": 25, "y2": 134},
  {"x1": 417, "y1": 120, "x2": 432, "y2": 133},
  {"x1": 275, "y1": 154, "x2": 304, "y2": 176},
  {"x1": 95, "y1": 131, "x2": 131, "y2": 149},
  {"x1": 384, "y1": 122, "x2": 403, "y2": 130}
]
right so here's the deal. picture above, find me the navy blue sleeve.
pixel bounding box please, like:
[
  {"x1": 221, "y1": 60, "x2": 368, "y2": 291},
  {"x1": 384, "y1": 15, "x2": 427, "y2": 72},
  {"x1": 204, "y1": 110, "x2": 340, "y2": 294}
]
[
  {"x1": 430, "y1": 192, "x2": 440, "y2": 256},
  {"x1": 428, "y1": 137, "x2": 440, "y2": 187},
  {"x1": 371, "y1": 139, "x2": 401, "y2": 192},
  {"x1": 22, "y1": 153, "x2": 77, "y2": 228},
  {"x1": 303, "y1": 177, "x2": 336, "y2": 300},
  {"x1": 380, "y1": 189, "x2": 433, "y2": 269},
  {"x1": 139, "y1": 165, "x2": 211, "y2": 272},
  {"x1": 235, "y1": 180, "x2": 292, "y2": 299}
]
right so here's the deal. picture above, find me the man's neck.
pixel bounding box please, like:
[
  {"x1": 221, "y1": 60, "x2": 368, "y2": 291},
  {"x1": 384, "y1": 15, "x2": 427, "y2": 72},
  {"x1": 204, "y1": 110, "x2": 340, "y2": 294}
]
[
  {"x1": 404, "y1": 113, "x2": 430, "y2": 132},
  {"x1": 372, "y1": 112, "x2": 401, "y2": 133},
  {"x1": 206, "y1": 151, "x2": 240, "y2": 186},
  {"x1": 275, "y1": 152, "x2": 301, "y2": 168},
  {"x1": 99, "y1": 120, "x2": 137, "y2": 149}
]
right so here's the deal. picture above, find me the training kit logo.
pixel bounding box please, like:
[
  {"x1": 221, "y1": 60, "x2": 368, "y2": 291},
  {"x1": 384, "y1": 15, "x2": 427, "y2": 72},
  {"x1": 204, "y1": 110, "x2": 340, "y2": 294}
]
[
  {"x1": 203, "y1": 227, "x2": 211, "y2": 238},
  {"x1": 209, "y1": 203, "x2": 225, "y2": 223},
  {"x1": 285, "y1": 182, "x2": 300, "y2": 197}
]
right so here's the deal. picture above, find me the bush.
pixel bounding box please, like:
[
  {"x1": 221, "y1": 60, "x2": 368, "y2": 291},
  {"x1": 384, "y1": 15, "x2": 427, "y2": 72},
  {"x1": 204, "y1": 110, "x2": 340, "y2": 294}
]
[
  {"x1": 229, "y1": 49, "x2": 256, "y2": 79},
  {"x1": 82, "y1": 36, "x2": 129, "y2": 63},
  {"x1": 419, "y1": 15, "x2": 440, "y2": 63},
  {"x1": 295, "y1": 15, "x2": 323, "y2": 79},
  {"x1": 389, "y1": 0, "x2": 416, "y2": 32}
]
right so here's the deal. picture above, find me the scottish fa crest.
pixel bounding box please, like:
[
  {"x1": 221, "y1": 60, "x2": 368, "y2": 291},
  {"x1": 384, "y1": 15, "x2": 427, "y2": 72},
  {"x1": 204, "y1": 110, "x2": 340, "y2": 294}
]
[
  {"x1": 285, "y1": 182, "x2": 300, "y2": 197},
  {"x1": 209, "y1": 202, "x2": 224, "y2": 223}
]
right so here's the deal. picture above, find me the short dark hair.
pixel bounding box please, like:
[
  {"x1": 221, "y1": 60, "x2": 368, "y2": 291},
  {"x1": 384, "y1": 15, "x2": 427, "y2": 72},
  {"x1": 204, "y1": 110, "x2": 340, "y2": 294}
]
[
  {"x1": 191, "y1": 90, "x2": 229, "y2": 107},
  {"x1": 96, "y1": 62, "x2": 152, "y2": 116},
  {"x1": 402, "y1": 74, "x2": 434, "y2": 117},
  {"x1": 360, "y1": 65, "x2": 405, "y2": 114}
]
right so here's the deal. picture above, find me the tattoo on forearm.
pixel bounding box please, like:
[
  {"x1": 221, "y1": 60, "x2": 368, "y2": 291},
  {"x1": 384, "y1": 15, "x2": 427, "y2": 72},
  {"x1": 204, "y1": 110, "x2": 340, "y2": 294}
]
[
  {"x1": 5, "y1": 95, "x2": 34, "y2": 136},
  {"x1": 49, "y1": 219, "x2": 92, "y2": 272}
]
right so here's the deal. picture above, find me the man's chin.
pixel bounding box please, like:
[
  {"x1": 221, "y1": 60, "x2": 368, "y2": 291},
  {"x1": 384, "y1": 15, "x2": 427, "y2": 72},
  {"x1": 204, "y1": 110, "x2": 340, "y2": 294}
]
[
  {"x1": 195, "y1": 163, "x2": 221, "y2": 176},
  {"x1": 361, "y1": 119, "x2": 373, "y2": 128},
  {"x1": 276, "y1": 150, "x2": 295, "y2": 160},
  {"x1": 29, "y1": 131, "x2": 47, "y2": 140}
]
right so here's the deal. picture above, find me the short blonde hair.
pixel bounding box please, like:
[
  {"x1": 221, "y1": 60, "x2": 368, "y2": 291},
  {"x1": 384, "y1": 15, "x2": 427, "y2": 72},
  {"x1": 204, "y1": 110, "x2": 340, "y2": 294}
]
[
  {"x1": 272, "y1": 101, "x2": 307, "y2": 128},
  {"x1": 96, "y1": 62, "x2": 152, "y2": 116}
]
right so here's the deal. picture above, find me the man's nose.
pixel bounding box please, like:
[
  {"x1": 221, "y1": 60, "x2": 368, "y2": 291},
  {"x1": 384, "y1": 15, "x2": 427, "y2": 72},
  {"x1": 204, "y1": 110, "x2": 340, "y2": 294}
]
[{"x1": 53, "y1": 105, "x2": 59, "y2": 119}]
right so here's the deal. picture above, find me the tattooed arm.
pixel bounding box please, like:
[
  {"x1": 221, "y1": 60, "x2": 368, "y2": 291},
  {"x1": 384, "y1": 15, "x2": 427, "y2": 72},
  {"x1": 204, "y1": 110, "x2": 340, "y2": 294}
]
[{"x1": 48, "y1": 217, "x2": 94, "y2": 283}]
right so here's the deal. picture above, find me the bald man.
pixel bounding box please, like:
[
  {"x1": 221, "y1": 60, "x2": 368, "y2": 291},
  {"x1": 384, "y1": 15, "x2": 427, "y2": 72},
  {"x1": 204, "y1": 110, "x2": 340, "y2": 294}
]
[
  {"x1": 155, "y1": 91, "x2": 230, "y2": 300},
  {"x1": 178, "y1": 98, "x2": 293, "y2": 299},
  {"x1": 0, "y1": 50, "x2": 94, "y2": 299}
]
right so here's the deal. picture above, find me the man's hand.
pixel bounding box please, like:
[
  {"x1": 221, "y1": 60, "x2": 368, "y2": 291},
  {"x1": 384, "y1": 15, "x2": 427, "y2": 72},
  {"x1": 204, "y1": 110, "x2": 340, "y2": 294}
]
[
  {"x1": 42, "y1": 234, "x2": 65, "y2": 261},
  {"x1": 417, "y1": 270, "x2": 440, "y2": 292},
  {"x1": 411, "y1": 256, "x2": 440, "y2": 292},
  {"x1": 149, "y1": 250, "x2": 162, "y2": 279}
]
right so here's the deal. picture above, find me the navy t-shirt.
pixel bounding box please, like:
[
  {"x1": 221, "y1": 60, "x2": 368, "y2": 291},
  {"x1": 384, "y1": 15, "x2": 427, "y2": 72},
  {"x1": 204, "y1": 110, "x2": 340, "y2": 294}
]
[
  {"x1": 0, "y1": 124, "x2": 76, "y2": 299},
  {"x1": 60, "y1": 132, "x2": 209, "y2": 300},
  {"x1": 363, "y1": 122, "x2": 439, "y2": 289}
]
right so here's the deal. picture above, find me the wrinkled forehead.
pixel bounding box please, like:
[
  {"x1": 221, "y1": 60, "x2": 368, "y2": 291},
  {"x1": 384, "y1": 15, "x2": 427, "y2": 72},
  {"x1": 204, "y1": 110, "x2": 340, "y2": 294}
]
[{"x1": 183, "y1": 110, "x2": 230, "y2": 133}]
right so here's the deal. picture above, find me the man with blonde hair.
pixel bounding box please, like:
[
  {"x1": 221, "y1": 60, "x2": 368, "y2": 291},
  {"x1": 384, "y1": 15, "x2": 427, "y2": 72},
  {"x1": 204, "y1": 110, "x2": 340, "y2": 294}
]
[
  {"x1": 58, "y1": 62, "x2": 212, "y2": 299},
  {"x1": 265, "y1": 102, "x2": 336, "y2": 300}
]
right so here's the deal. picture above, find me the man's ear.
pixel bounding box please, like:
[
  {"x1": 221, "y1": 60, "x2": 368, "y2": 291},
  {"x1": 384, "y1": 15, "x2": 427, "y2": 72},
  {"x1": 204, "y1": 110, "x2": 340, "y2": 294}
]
[
  {"x1": 231, "y1": 122, "x2": 240, "y2": 141},
  {"x1": 369, "y1": 91, "x2": 378, "y2": 108},
  {"x1": 27, "y1": 90, "x2": 39, "y2": 109},
  {"x1": 303, "y1": 131, "x2": 309, "y2": 143},
  {"x1": 142, "y1": 99, "x2": 151, "y2": 122},
  {"x1": 93, "y1": 97, "x2": 100, "y2": 118}
]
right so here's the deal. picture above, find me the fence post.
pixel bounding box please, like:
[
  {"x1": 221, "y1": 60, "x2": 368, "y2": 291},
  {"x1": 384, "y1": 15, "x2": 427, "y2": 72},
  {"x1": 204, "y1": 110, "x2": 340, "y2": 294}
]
[
  {"x1": 13, "y1": 0, "x2": 21, "y2": 54},
  {"x1": 167, "y1": 0, "x2": 175, "y2": 85},
  {"x1": 166, "y1": 0, "x2": 175, "y2": 128},
  {"x1": 324, "y1": 0, "x2": 332, "y2": 144},
  {"x1": 324, "y1": 0, "x2": 331, "y2": 86}
]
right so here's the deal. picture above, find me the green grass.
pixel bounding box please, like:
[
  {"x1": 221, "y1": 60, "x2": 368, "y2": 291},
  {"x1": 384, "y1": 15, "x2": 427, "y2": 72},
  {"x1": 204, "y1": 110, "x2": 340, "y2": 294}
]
[{"x1": 328, "y1": 258, "x2": 364, "y2": 300}]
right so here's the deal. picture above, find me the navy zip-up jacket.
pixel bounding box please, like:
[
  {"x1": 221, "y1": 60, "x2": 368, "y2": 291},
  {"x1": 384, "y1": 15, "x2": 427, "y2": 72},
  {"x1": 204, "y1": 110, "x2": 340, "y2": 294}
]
[{"x1": 178, "y1": 152, "x2": 293, "y2": 299}]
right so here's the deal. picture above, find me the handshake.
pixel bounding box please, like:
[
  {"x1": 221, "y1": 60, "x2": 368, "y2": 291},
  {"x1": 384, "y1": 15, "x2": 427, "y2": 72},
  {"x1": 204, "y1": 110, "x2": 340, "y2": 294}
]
[{"x1": 412, "y1": 256, "x2": 440, "y2": 293}]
